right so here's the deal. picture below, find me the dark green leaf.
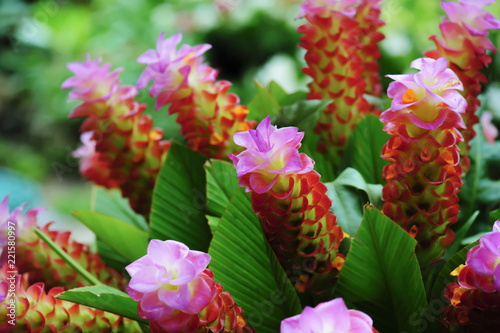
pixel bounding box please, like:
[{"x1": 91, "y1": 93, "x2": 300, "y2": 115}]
[
  {"x1": 443, "y1": 211, "x2": 479, "y2": 263},
  {"x1": 247, "y1": 81, "x2": 282, "y2": 120},
  {"x1": 325, "y1": 168, "x2": 383, "y2": 237},
  {"x1": 72, "y1": 210, "x2": 148, "y2": 263},
  {"x1": 57, "y1": 285, "x2": 147, "y2": 325},
  {"x1": 273, "y1": 99, "x2": 331, "y2": 133},
  {"x1": 334, "y1": 206, "x2": 427, "y2": 333},
  {"x1": 209, "y1": 187, "x2": 302, "y2": 333},
  {"x1": 150, "y1": 143, "x2": 211, "y2": 252},
  {"x1": 339, "y1": 115, "x2": 390, "y2": 185},
  {"x1": 205, "y1": 160, "x2": 240, "y2": 218}
]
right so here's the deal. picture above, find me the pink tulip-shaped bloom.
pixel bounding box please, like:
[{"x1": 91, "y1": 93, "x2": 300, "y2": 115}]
[
  {"x1": 459, "y1": 221, "x2": 500, "y2": 293},
  {"x1": 442, "y1": 221, "x2": 500, "y2": 329},
  {"x1": 230, "y1": 117, "x2": 344, "y2": 293},
  {"x1": 126, "y1": 239, "x2": 255, "y2": 333},
  {"x1": 281, "y1": 298, "x2": 377, "y2": 332},
  {"x1": 126, "y1": 240, "x2": 216, "y2": 331}
]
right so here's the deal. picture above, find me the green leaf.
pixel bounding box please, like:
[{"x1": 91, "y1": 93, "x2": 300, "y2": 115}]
[
  {"x1": 273, "y1": 99, "x2": 331, "y2": 133},
  {"x1": 333, "y1": 206, "x2": 427, "y2": 333},
  {"x1": 209, "y1": 187, "x2": 302, "y2": 333},
  {"x1": 325, "y1": 168, "x2": 383, "y2": 237},
  {"x1": 429, "y1": 241, "x2": 478, "y2": 312},
  {"x1": 339, "y1": 115, "x2": 390, "y2": 185},
  {"x1": 150, "y1": 143, "x2": 211, "y2": 252},
  {"x1": 489, "y1": 208, "x2": 500, "y2": 224},
  {"x1": 247, "y1": 81, "x2": 282, "y2": 120},
  {"x1": 443, "y1": 211, "x2": 479, "y2": 263},
  {"x1": 205, "y1": 160, "x2": 240, "y2": 218},
  {"x1": 34, "y1": 228, "x2": 102, "y2": 286},
  {"x1": 301, "y1": 133, "x2": 336, "y2": 182},
  {"x1": 56, "y1": 285, "x2": 147, "y2": 325},
  {"x1": 72, "y1": 210, "x2": 148, "y2": 263},
  {"x1": 90, "y1": 186, "x2": 148, "y2": 232}
]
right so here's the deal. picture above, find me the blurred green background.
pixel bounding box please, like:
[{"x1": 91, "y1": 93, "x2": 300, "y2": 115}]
[{"x1": 1, "y1": 0, "x2": 500, "y2": 236}]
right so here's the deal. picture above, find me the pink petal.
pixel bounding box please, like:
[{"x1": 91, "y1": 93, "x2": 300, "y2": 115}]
[
  {"x1": 315, "y1": 298, "x2": 350, "y2": 331},
  {"x1": 186, "y1": 274, "x2": 217, "y2": 314},
  {"x1": 249, "y1": 172, "x2": 278, "y2": 194},
  {"x1": 157, "y1": 284, "x2": 191, "y2": 310},
  {"x1": 128, "y1": 266, "x2": 161, "y2": 293},
  {"x1": 185, "y1": 251, "x2": 211, "y2": 276},
  {"x1": 281, "y1": 314, "x2": 301, "y2": 332},
  {"x1": 170, "y1": 260, "x2": 197, "y2": 286},
  {"x1": 148, "y1": 239, "x2": 189, "y2": 268}
]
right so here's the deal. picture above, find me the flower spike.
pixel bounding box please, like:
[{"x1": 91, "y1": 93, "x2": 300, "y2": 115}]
[
  {"x1": 230, "y1": 117, "x2": 345, "y2": 293},
  {"x1": 381, "y1": 57, "x2": 466, "y2": 268},
  {"x1": 63, "y1": 56, "x2": 171, "y2": 217},
  {"x1": 0, "y1": 195, "x2": 125, "y2": 291},
  {"x1": 425, "y1": 0, "x2": 500, "y2": 173},
  {"x1": 137, "y1": 32, "x2": 256, "y2": 160},
  {"x1": 298, "y1": 0, "x2": 385, "y2": 166}
]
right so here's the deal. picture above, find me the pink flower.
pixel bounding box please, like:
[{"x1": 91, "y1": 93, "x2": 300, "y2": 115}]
[
  {"x1": 136, "y1": 32, "x2": 213, "y2": 110},
  {"x1": 0, "y1": 195, "x2": 43, "y2": 251},
  {"x1": 281, "y1": 298, "x2": 376, "y2": 333},
  {"x1": 298, "y1": 0, "x2": 359, "y2": 18},
  {"x1": 229, "y1": 116, "x2": 314, "y2": 193},
  {"x1": 126, "y1": 240, "x2": 216, "y2": 332},
  {"x1": 481, "y1": 111, "x2": 498, "y2": 144},
  {"x1": 463, "y1": 221, "x2": 500, "y2": 293},
  {"x1": 381, "y1": 57, "x2": 467, "y2": 131},
  {"x1": 442, "y1": 1, "x2": 500, "y2": 36}
]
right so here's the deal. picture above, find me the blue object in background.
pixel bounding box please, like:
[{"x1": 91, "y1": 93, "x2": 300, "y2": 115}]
[{"x1": 0, "y1": 166, "x2": 42, "y2": 210}]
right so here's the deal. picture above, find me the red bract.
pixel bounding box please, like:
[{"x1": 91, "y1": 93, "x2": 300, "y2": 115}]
[
  {"x1": 0, "y1": 196, "x2": 124, "y2": 291},
  {"x1": 298, "y1": 0, "x2": 384, "y2": 166},
  {"x1": 425, "y1": 0, "x2": 500, "y2": 173},
  {"x1": 381, "y1": 57, "x2": 466, "y2": 268},
  {"x1": 63, "y1": 56, "x2": 171, "y2": 217},
  {"x1": 137, "y1": 32, "x2": 256, "y2": 160},
  {"x1": 0, "y1": 265, "x2": 139, "y2": 332},
  {"x1": 230, "y1": 117, "x2": 344, "y2": 293}
]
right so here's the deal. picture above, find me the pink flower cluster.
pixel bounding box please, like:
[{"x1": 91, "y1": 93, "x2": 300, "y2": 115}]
[
  {"x1": 281, "y1": 298, "x2": 377, "y2": 332},
  {"x1": 229, "y1": 116, "x2": 314, "y2": 193},
  {"x1": 136, "y1": 32, "x2": 214, "y2": 111},
  {"x1": 381, "y1": 57, "x2": 466, "y2": 133},
  {"x1": 126, "y1": 240, "x2": 216, "y2": 332},
  {"x1": 459, "y1": 221, "x2": 500, "y2": 293}
]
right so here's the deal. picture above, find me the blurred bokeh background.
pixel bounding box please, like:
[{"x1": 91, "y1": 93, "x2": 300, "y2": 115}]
[{"x1": 1, "y1": 0, "x2": 500, "y2": 238}]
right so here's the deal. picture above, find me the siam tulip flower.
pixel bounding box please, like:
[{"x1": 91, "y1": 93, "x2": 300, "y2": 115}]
[
  {"x1": 481, "y1": 111, "x2": 498, "y2": 144},
  {"x1": 229, "y1": 117, "x2": 345, "y2": 293},
  {"x1": 0, "y1": 195, "x2": 125, "y2": 291},
  {"x1": 425, "y1": 0, "x2": 500, "y2": 173},
  {"x1": 281, "y1": 297, "x2": 378, "y2": 333},
  {"x1": 63, "y1": 55, "x2": 171, "y2": 218},
  {"x1": 442, "y1": 221, "x2": 500, "y2": 331},
  {"x1": 298, "y1": 0, "x2": 384, "y2": 167},
  {"x1": 126, "y1": 239, "x2": 254, "y2": 333},
  {"x1": 381, "y1": 57, "x2": 466, "y2": 268},
  {"x1": 0, "y1": 265, "x2": 141, "y2": 332},
  {"x1": 137, "y1": 32, "x2": 256, "y2": 160}
]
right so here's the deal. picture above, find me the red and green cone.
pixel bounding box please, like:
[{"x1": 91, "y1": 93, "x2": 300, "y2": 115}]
[
  {"x1": 381, "y1": 57, "x2": 466, "y2": 268},
  {"x1": 229, "y1": 117, "x2": 345, "y2": 293}
]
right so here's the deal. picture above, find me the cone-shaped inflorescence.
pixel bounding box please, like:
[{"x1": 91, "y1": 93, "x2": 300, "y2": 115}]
[
  {"x1": 298, "y1": 0, "x2": 384, "y2": 166},
  {"x1": 63, "y1": 56, "x2": 171, "y2": 217},
  {"x1": 136, "y1": 32, "x2": 256, "y2": 160},
  {"x1": 0, "y1": 265, "x2": 140, "y2": 332},
  {"x1": 0, "y1": 195, "x2": 125, "y2": 291},
  {"x1": 126, "y1": 239, "x2": 255, "y2": 333},
  {"x1": 229, "y1": 117, "x2": 344, "y2": 293},
  {"x1": 441, "y1": 221, "x2": 500, "y2": 332},
  {"x1": 381, "y1": 57, "x2": 467, "y2": 268},
  {"x1": 425, "y1": 0, "x2": 500, "y2": 173}
]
